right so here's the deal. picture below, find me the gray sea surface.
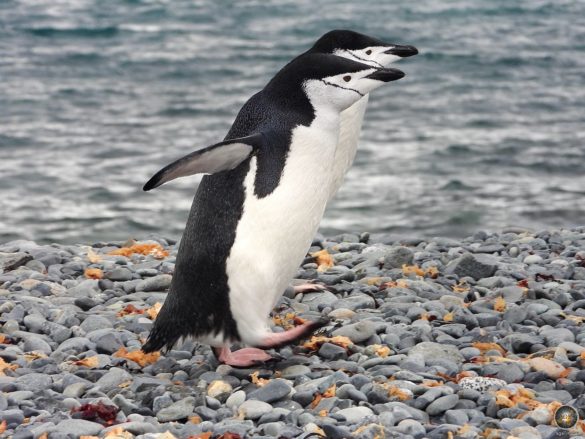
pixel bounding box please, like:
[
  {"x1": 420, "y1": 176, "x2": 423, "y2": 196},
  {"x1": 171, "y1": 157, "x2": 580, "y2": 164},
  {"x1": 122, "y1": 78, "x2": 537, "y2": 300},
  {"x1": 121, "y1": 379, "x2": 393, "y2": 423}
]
[{"x1": 1, "y1": 0, "x2": 584, "y2": 244}]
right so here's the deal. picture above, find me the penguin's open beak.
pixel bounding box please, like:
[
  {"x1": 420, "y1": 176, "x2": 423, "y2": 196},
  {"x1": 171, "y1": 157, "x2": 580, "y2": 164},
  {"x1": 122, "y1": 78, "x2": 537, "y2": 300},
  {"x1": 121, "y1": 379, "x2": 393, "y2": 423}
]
[
  {"x1": 384, "y1": 45, "x2": 419, "y2": 58},
  {"x1": 366, "y1": 67, "x2": 405, "y2": 82}
]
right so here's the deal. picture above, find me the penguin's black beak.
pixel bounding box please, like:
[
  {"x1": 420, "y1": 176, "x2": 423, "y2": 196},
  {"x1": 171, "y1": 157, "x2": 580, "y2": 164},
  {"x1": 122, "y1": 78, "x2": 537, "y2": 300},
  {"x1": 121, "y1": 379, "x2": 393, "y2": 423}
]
[
  {"x1": 384, "y1": 44, "x2": 419, "y2": 58},
  {"x1": 366, "y1": 67, "x2": 405, "y2": 82}
]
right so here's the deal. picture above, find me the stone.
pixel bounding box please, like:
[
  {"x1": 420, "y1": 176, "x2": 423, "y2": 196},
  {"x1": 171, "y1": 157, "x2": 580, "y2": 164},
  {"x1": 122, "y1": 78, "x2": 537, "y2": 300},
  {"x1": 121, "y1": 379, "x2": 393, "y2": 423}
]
[
  {"x1": 527, "y1": 358, "x2": 565, "y2": 379},
  {"x1": 207, "y1": 380, "x2": 232, "y2": 399},
  {"x1": 156, "y1": 396, "x2": 196, "y2": 422},
  {"x1": 445, "y1": 253, "x2": 497, "y2": 280},
  {"x1": 384, "y1": 247, "x2": 414, "y2": 269},
  {"x1": 96, "y1": 367, "x2": 132, "y2": 392},
  {"x1": 281, "y1": 365, "x2": 311, "y2": 379},
  {"x1": 238, "y1": 400, "x2": 273, "y2": 420},
  {"x1": 408, "y1": 342, "x2": 464, "y2": 364},
  {"x1": 426, "y1": 394, "x2": 459, "y2": 416},
  {"x1": 332, "y1": 320, "x2": 376, "y2": 343},
  {"x1": 319, "y1": 342, "x2": 348, "y2": 360},
  {"x1": 396, "y1": 419, "x2": 426, "y2": 438},
  {"x1": 0, "y1": 409, "x2": 25, "y2": 427},
  {"x1": 105, "y1": 267, "x2": 134, "y2": 281},
  {"x1": 542, "y1": 328, "x2": 575, "y2": 346},
  {"x1": 336, "y1": 406, "x2": 374, "y2": 424},
  {"x1": 524, "y1": 255, "x2": 543, "y2": 264},
  {"x1": 135, "y1": 274, "x2": 172, "y2": 292},
  {"x1": 55, "y1": 419, "x2": 103, "y2": 436},
  {"x1": 80, "y1": 315, "x2": 113, "y2": 333},
  {"x1": 248, "y1": 379, "x2": 291, "y2": 403},
  {"x1": 22, "y1": 336, "x2": 52, "y2": 355},
  {"x1": 225, "y1": 390, "x2": 246, "y2": 409},
  {"x1": 0, "y1": 252, "x2": 32, "y2": 272}
]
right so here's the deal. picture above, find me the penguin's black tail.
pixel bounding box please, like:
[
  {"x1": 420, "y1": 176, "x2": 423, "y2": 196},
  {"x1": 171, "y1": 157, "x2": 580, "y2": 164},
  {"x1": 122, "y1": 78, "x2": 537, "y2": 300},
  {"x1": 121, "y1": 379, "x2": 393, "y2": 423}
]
[{"x1": 141, "y1": 308, "x2": 182, "y2": 353}]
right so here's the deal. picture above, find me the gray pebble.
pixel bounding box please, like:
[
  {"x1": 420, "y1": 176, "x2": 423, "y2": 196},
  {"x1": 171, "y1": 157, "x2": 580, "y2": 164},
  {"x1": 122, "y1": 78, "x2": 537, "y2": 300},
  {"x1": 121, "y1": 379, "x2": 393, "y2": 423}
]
[
  {"x1": 156, "y1": 396, "x2": 196, "y2": 422},
  {"x1": 426, "y1": 394, "x2": 459, "y2": 416}
]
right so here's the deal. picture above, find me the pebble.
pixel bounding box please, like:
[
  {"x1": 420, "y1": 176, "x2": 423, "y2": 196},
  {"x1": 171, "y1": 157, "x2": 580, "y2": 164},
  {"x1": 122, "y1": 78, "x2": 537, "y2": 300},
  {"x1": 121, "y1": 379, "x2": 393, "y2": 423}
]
[
  {"x1": 336, "y1": 406, "x2": 374, "y2": 424},
  {"x1": 426, "y1": 394, "x2": 459, "y2": 416},
  {"x1": 238, "y1": 400, "x2": 274, "y2": 420},
  {"x1": 408, "y1": 342, "x2": 464, "y2": 364},
  {"x1": 156, "y1": 396, "x2": 196, "y2": 422},
  {"x1": 332, "y1": 320, "x2": 376, "y2": 343},
  {"x1": 55, "y1": 419, "x2": 103, "y2": 436},
  {"x1": 248, "y1": 379, "x2": 292, "y2": 403}
]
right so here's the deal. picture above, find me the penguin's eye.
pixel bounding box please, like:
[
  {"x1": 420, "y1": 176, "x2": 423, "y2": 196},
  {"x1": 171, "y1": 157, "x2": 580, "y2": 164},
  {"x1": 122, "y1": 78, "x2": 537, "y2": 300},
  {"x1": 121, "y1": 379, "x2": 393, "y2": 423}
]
[
  {"x1": 365, "y1": 49, "x2": 372, "y2": 55},
  {"x1": 343, "y1": 75, "x2": 351, "y2": 82}
]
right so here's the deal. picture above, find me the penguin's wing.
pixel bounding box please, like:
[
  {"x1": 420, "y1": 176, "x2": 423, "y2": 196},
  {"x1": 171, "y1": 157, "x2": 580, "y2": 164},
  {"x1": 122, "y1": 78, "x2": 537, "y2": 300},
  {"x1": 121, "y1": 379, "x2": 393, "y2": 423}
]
[{"x1": 143, "y1": 133, "x2": 263, "y2": 191}]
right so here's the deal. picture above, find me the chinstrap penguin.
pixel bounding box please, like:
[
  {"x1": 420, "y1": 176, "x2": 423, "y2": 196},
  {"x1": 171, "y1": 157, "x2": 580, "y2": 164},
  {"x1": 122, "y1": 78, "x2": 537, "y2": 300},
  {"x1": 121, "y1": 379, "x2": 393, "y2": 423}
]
[
  {"x1": 141, "y1": 53, "x2": 405, "y2": 366},
  {"x1": 306, "y1": 30, "x2": 418, "y2": 200}
]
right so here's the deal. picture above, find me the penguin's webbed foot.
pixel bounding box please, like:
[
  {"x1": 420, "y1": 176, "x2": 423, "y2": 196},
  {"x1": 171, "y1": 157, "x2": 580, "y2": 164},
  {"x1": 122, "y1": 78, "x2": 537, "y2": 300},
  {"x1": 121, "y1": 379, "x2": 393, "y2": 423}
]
[
  {"x1": 213, "y1": 346, "x2": 273, "y2": 367},
  {"x1": 260, "y1": 318, "x2": 329, "y2": 349},
  {"x1": 293, "y1": 282, "x2": 328, "y2": 295}
]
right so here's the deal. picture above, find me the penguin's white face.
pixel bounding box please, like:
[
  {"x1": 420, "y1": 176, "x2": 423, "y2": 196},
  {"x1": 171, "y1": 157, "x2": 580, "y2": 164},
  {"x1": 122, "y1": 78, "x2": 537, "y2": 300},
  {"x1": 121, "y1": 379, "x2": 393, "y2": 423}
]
[
  {"x1": 303, "y1": 68, "x2": 402, "y2": 112},
  {"x1": 334, "y1": 47, "x2": 401, "y2": 69}
]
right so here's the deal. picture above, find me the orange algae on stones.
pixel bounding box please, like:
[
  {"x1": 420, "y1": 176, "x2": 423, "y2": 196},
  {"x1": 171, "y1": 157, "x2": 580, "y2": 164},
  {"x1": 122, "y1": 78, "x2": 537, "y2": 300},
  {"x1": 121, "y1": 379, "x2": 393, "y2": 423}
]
[
  {"x1": 109, "y1": 243, "x2": 169, "y2": 259},
  {"x1": 84, "y1": 268, "x2": 103, "y2": 279},
  {"x1": 302, "y1": 335, "x2": 353, "y2": 351},
  {"x1": 494, "y1": 296, "x2": 506, "y2": 312},
  {"x1": 311, "y1": 249, "x2": 334, "y2": 272},
  {"x1": 114, "y1": 347, "x2": 160, "y2": 367},
  {"x1": 0, "y1": 358, "x2": 18, "y2": 375}
]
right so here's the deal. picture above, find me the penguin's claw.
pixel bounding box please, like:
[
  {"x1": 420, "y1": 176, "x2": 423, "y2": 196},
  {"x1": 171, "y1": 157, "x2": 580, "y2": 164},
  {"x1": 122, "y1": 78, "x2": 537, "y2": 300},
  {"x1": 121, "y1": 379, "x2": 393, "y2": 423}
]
[
  {"x1": 293, "y1": 282, "x2": 328, "y2": 295},
  {"x1": 214, "y1": 346, "x2": 273, "y2": 367}
]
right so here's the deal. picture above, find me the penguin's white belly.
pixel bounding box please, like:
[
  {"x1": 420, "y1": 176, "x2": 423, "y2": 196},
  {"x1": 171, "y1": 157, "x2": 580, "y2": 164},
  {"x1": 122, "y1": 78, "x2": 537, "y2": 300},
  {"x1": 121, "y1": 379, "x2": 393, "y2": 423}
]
[
  {"x1": 226, "y1": 123, "x2": 337, "y2": 344},
  {"x1": 329, "y1": 95, "x2": 369, "y2": 198}
]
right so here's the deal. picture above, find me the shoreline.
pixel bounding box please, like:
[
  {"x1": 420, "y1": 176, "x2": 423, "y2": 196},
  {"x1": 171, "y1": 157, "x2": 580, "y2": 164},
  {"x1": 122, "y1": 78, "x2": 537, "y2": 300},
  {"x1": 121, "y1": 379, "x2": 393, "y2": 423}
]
[{"x1": 1, "y1": 227, "x2": 585, "y2": 438}]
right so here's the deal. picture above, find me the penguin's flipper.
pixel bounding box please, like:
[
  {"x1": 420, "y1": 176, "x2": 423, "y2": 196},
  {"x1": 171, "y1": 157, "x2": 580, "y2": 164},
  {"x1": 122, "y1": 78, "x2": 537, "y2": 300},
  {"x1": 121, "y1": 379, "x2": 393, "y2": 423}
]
[{"x1": 143, "y1": 132, "x2": 263, "y2": 191}]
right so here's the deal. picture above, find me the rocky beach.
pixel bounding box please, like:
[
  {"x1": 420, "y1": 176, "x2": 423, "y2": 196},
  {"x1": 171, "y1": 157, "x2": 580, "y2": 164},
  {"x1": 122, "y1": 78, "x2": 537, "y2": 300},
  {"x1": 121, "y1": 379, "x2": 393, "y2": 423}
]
[{"x1": 1, "y1": 227, "x2": 585, "y2": 438}]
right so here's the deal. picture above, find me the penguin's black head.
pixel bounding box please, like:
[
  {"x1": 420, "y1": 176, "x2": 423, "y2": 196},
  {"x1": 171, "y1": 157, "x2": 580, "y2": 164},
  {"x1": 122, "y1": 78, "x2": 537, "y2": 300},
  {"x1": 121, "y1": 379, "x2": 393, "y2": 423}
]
[
  {"x1": 309, "y1": 29, "x2": 418, "y2": 69},
  {"x1": 266, "y1": 53, "x2": 404, "y2": 113}
]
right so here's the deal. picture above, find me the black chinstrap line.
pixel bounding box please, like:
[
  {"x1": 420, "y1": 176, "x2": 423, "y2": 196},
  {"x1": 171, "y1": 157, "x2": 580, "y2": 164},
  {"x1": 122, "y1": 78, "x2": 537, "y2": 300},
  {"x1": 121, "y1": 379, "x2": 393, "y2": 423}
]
[
  {"x1": 320, "y1": 79, "x2": 364, "y2": 97},
  {"x1": 348, "y1": 50, "x2": 385, "y2": 69}
]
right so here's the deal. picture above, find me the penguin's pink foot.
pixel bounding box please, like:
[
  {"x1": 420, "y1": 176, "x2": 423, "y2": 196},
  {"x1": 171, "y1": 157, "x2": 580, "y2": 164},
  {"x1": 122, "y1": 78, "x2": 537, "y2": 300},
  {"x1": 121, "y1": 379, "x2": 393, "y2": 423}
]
[
  {"x1": 260, "y1": 318, "x2": 329, "y2": 348},
  {"x1": 293, "y1": 283, "x2": 328, "y2": 295},
  {"x1": 213, "y1": 346, "x2": 273, "y2": 367}
]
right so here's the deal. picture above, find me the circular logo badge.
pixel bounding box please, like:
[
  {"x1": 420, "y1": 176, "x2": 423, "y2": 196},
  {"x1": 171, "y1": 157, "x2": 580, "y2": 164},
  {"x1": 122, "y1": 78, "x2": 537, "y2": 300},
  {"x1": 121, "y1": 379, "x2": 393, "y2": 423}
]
[{"x1": 554, "y1": 405, "x2": 579, "y2": 429}]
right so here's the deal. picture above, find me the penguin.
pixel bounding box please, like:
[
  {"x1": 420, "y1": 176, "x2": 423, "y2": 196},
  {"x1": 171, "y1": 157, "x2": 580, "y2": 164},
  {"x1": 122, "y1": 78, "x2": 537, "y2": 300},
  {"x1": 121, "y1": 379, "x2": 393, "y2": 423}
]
[
  {"x1": 305, "y1": 30, "x2": 418, "y2": 199},
  {"x1": 141, "y1": 53, "x2": 405, "y2": 366}
]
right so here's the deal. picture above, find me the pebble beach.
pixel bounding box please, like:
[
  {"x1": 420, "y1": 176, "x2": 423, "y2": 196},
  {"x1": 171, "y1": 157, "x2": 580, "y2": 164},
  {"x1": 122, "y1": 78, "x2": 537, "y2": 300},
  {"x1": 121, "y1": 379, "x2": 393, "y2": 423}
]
[{"x1": 2, "y1": 227, "x2": 585, "y2": 439}]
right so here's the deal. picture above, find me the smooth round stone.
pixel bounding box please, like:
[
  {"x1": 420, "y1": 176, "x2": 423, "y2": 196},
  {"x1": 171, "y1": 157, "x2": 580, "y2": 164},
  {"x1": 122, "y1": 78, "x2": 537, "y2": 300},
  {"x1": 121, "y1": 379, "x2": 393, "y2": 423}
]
[
  {"x1": 396, "y1": 419, "x2": 426, "y2": 437},
  {"x1": 207, "y1": 380, "x2": 232, "y2": 399},
  {"x1": 22, "y1": 337, "x2": 52, "y2": 355},
  {"x1": 335, "y1": 406, "x2": 374, "y2": 424},
  {"x1": 0, "y1": 409, "x2": 25, "y2": 427},
  {"x1": 156, "y1": 397, "x2": 196, "y2": 422},
  {"x1": 248, "y1": 379, "x2": 292, "y2": 403},
  {"x1": 328, "y1": 308, "x2": 356, "y2": 320},
  {"x1": 238, "y1": 400, "x2": 273, "y2": 420},
  {"x1": 425, "y1": 394, "x2": 459, "y2": 416},
  {"x1": 318, "y1": 342, "x2": 348, "y2": 360},
  {"x1": 332, "y1": 321, "x2": 376, "y2": 343},
  {"x1": 95, "y1": 367, "x2": 132, "y2": 392},
  {"x1": 225, "y1": 390, "x2": 246, "y2": 410},
  {"x1": 281, "y1": 365, "x2": 311, "y2": 379},
  {"x1": 55, "y1": 419, "x2": 103, "y2": 436},
  {"x1": 408, "y1": 342, "x2": 464, "y2": 364},
  {"x1": 524, "y1": 255, "x2": 543, "y2": 264},
  {"x1": 80, "y1": 315, "x2": 113, "y2": 333},
  {"x1": 496, "y1": 363, "x2": 525, "y2": 383}
]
